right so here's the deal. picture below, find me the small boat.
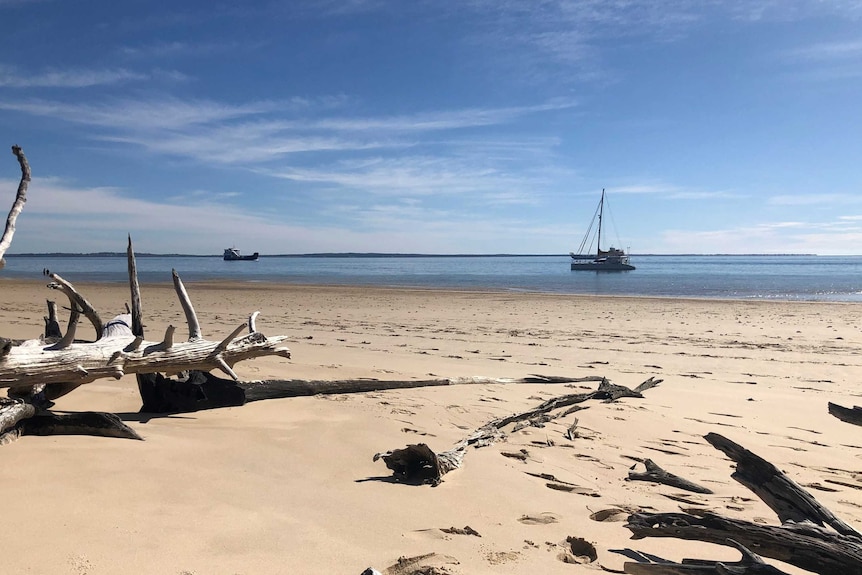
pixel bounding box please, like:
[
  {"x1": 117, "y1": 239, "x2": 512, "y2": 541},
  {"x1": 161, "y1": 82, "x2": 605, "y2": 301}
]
[
  {"x1": 223, "y1": 248, "x2": 259, "y2": 261},
  {"x1": 570, "y1": 189, "x2": 635, "y2": 271}
]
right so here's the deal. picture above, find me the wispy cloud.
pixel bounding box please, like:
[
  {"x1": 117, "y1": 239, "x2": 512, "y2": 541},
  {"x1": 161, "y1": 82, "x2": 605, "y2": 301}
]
[
  {"x1": 0, "y1": 66, "x2": 147, "y2": 88},
  {"x1": 311, "y1": 100, "x2": 575, "y2": 132},
  {"x1": 1, "y1": 176, "x2": 559, "y2": 254},
  {"x1": 786, "y1": 39, "x2": 862, "y2": 61},
  {"x1": 659, "y1": 216, "x2": 862, "y2": 254},
  {"x1": 261, "y1": 154, "x2": 533, "y2": 197},
  {"x1": 0, "y1": 97, "x2": 278, "y2": 130},
  {"x1": 768, "y1": 193, "x2": 862, "y2": 206},
  {"x1": 609, "y1": 184, "x2": 742, "y2": 200},
  {"x1": 119, "y1": 40, "x2": 258, "y2": 59},
  {"x1": 0, "y1": 95, "x2": 570, "y2": 170}
]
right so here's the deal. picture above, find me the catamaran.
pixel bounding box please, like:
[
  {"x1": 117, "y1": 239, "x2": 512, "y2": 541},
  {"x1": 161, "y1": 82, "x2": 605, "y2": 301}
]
[{"x1": 570, "y1": 189, "x2": 635, "y2": 271}]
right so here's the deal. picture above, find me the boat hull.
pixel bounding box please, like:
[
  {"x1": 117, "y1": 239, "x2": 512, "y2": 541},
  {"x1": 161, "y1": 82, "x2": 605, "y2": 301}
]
[
  {"x1": 571, "y1": 261, "x2": 635, "y2": 271},
  {"x1": 224, "y1": 251, "x2": 259, "y2": 261}
]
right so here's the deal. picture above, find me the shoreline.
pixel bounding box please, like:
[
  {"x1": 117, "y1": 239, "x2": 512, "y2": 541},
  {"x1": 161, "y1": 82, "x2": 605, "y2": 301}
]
[{"x1": 4, "y1": 275, "x2": 860, "y2": 305}]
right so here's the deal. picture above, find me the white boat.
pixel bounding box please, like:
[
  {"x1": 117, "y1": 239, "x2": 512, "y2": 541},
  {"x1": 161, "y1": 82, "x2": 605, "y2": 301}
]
[{"x1": 570, "y1": 189, "x2": 635, "y2": 271}]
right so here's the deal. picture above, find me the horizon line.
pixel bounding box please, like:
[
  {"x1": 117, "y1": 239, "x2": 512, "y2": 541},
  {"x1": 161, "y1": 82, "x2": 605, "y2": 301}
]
[{"x1": 4, "y1": 252, "x2": 822, "y2": 258}]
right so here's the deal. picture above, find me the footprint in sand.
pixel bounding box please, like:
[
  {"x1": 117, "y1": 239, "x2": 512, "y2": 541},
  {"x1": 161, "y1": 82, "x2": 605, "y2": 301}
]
[
  {"x1": 517, "y1": 512, "x2": 560, "y2": 525},
  {"x1": 362, "y1": 553, "x2": 459, "y2": 575},
  {"x1": 556, "y1": 536, "x2": 598, "y2": 564},
  {"x1": 589, "y1": 508, "x2": 628, "y2": 522}
]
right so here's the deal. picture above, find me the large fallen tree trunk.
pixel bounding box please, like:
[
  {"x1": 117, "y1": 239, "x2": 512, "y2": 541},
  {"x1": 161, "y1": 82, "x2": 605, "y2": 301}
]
[
  {"x1": 134, "y1": 371, "x2": 612, "y2": 413},
  {"x1": 622, "y1": 433, "x2": 862, "y2": 574}
]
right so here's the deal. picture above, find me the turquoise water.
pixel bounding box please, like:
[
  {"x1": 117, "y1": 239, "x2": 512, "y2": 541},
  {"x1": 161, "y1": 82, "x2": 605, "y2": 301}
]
[{"x1": 3, "y1": 254, "x2": 862, "y2": 302}]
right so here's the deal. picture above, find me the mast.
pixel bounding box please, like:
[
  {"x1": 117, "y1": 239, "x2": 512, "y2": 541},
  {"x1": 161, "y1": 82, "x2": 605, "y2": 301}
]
[{"x1": 597, "y1": 188, "x2": 605, "y2": 256}]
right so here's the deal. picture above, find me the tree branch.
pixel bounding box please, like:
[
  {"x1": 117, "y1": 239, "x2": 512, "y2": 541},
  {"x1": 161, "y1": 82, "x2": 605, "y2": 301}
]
[{"x1": 0, "y1": 145, "x2": 30, "y2": 269}]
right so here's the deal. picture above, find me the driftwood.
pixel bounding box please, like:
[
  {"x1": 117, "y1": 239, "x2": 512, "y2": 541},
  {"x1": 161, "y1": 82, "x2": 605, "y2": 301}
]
[
  {"x1": 0, "y1": 145, "x2": 29, "y2": 270},
  {"x1": 134, "y1": 371, "x2": 630, "y2": 414},
  {"x1": 623, "y1": 433, "x2": 862, "y2": 575},
  {"x1": 0, "y1": 266, "x2": 291, "y2": 440},
  {"x1": 374, "y1": 376, "x2": 662, "y2": 485},
  {"x1": 828, "y1": 401, "x2": 862, "y2": 426},
  {"x1": 627, "y1": 458, "x2": 713, "y2": 494},
  {"x1": 623, "y1": 538, "x2": 790, "y2": 575},
  {"x1": 0, "y1": 148, "x2": 293, "y2": 441}
]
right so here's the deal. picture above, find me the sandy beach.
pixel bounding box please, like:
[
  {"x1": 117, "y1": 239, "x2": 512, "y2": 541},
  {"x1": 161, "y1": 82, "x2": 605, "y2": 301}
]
[{"x1": 2, "y1": 277, "x2": 861, "y2": 574}]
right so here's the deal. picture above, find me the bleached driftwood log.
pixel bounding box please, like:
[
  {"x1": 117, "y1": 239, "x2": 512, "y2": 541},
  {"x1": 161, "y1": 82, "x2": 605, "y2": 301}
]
[
  {"x1": 0, "y1": 307, "x2": 291, "y2": 389},
  {"x1": 0, "y1": 145, "x2": 295, "y2": 442},
  {"x1": 0, "y1": 263, "x2": 290, "y2": 438}
]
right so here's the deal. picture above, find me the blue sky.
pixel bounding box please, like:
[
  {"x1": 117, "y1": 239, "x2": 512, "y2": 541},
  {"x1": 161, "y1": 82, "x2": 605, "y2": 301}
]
[{"x1": 1, "y1": 0, "x2": 861, "y2": 255}]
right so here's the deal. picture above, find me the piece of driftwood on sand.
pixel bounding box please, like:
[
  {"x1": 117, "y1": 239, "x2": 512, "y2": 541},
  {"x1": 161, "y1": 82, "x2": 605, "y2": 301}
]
[
  {"x1": 627, "y1": 458, "x2": 714, "y2": 494},
  {"x1": 622, "y1": 432, "x2": 862, "y2": 575},
  {"x1": 135, "y1": 371, "x2": 610, "y2": 414},
  {"x1": 373, "y1": 377, "x2": 662, "y2": 485},
  {"x1": 827, "y1": 401, "x2": 862, "y2": 427}
]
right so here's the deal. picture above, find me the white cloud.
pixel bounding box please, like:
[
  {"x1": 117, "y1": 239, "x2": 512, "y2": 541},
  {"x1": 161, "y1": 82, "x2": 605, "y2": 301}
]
[
  {"x1": 0, "y1": 66, "x2": 147, "y2": 88},
  {"x1": 659, "y1": 218, "x2": 862, "y2": 254},
  {"x1": 0, "y1": 97, "x2": 278, "y2": 130},
  {"x1": 608, "y1": 184, "x2": 742, "y2": 200},
  {"x1": 768, "y1": 193, "x2": 862, "y2": 206},
  {"x1": 260, "y1": 154, "x2": 535, "y2": 198},
  {"x1": 787, "y1": 40, "x2": 862, "y2": 61},
  {"x1": 0, "y1": 176, "x2": 564, "y2": 255}
]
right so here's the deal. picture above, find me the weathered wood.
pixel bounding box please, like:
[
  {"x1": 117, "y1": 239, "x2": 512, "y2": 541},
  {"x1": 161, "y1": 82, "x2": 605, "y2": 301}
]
[
  {"x1": 173, "y1": 268, "x2": 201, "y2": 340},
  {"x1": 44, "y1": 300, "x2": 62, "y2": 339},
  {"x1": 625, "y1": 510, "x2": 862, "y2": 575},
  {"x1": 20, "y1": 411, "x2": 142, "y2": 440},
  {"x1": 138, "y1": 371, "x2": 246, "y2": 413},
  {"x1": 134, "y1": 372, "x2": 637, "y2": 414},
  {"x1": 375, "y1": 377, "x2": 661, "y2": 484},
  {"x1": 127, "y1": 235, "x2": 143, "y2": 337},
  {"x1": 47, "y1": 272, "x2": 104, "y2": 339},
  {"x1": 827, "y1": 401, "x2": 862, "y2": 426},
  {"x1": 705, "y1": 432, "x2": 861, "y2": 537},
  {"x1": 0, "y1": 320, "x2": 291, "y2": 389},
  {"x1": 627, "y1": 458, "x2": 714, "y2": 494},
  {"x1": 623, "y1": 433, "x2": 862, "y2": 575},
  {"x1": 623, "y1": 539, "x2": 790, "y2": 574},
  {"x1": 0, "y1": 398, "x2": 37, "y2": 436},
  {"x1": 0, "y1": 145, "x2": 30, "y2": 269}
]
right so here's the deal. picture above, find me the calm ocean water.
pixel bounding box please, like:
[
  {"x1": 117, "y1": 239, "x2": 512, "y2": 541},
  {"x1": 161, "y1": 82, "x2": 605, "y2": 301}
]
[{"x1": 3, "y1": 254, "x2": 862, "y2": 302}]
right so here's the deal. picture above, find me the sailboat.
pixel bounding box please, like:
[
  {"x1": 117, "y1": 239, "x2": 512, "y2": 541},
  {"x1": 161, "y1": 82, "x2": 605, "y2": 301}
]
[{"x1": 570, "y1": 189, "x2": 635, "y2": 271}]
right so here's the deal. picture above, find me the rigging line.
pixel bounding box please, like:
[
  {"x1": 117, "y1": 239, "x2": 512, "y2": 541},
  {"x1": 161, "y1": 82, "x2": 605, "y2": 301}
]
[
  {"x1": 575, "y1": 198, "x2": 603, "y2": 255},
  {"x1": 603, "y1": 194, "x2": 625, "y2": 249}
]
